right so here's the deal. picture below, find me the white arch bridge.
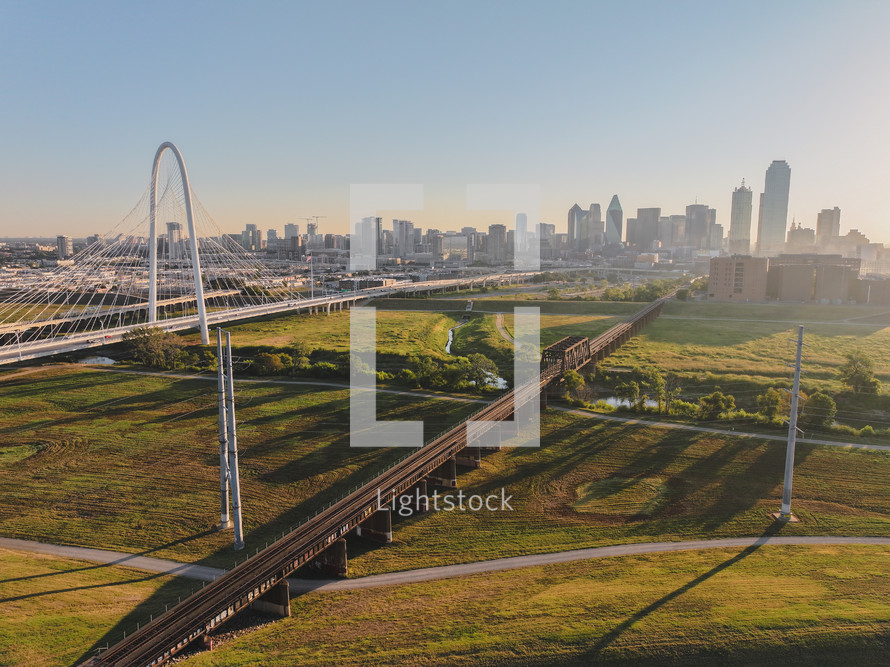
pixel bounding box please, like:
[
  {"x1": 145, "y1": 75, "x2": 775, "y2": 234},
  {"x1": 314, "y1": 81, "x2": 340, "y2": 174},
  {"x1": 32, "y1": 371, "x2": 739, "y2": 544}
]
[{"x1": 0, "y1": 143, "x2": 540, "y2": 365}]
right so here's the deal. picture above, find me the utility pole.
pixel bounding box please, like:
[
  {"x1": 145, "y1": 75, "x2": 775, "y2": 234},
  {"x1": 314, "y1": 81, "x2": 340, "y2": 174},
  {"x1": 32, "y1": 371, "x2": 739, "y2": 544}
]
[
  {"x1": 778, "y1": 325, "x2": 805, "y2": 521},
  {"x1": 225, "y1": 330, "x2": 245, "y2": 550},
  {"x1": 215, "y1": 327, "x2": 244, "y2": 549},
  {"x1": 216, "y1": 329, "x2": 231, "y2": 531}
]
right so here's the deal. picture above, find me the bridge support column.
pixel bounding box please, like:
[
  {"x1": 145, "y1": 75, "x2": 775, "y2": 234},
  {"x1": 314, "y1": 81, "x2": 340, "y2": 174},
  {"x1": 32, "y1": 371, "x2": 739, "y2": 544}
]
[
  {"x1": 309, "y1": 537, "x2": 348, "y2": 576},
  {"x1": 251, "y1": 580, "x2": 291, "y2": 618},
  {"x1": 540, "y1": 389, "x2": 548, "y2": 410},
  {"x1": 427, "y1": 457, "x2": 457, "y2": 487},
  {"x1": 455, "y1": 447, "x2": 481, "y2": 469},
  {"x1": 397, "y1": 480, "x2": 429, "y2": 513},
  {"x1": 326, "y1": 303, "x2": 331, "y2": 315},
  {"x1": 356, "y1": 507, "x2": 392, "y2": 543}
]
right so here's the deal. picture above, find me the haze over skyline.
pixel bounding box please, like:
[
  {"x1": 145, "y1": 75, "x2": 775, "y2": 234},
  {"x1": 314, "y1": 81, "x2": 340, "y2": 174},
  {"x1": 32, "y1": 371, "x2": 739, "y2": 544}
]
[{"x1": 1, "y1": 1, "x2": 888, "y2": 242}]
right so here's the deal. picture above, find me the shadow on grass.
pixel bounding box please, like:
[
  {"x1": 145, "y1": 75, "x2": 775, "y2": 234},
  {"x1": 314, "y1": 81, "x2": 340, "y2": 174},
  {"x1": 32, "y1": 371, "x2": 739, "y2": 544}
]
[
  {"x1": 582, "y1": 521, "x2": 789, "y2": 661},
  {"x1": 0, "y1": 530, "x2": 216, "y2": 586},
  {"x1": 0, "y1": 571, "x2": 172, "y2": 604}
]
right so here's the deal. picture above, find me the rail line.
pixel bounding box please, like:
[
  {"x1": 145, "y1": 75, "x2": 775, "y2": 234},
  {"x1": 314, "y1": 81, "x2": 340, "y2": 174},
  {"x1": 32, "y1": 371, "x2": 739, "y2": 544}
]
[{"x1": 83, "y1": 294, "x2": 673, "y2": 666}]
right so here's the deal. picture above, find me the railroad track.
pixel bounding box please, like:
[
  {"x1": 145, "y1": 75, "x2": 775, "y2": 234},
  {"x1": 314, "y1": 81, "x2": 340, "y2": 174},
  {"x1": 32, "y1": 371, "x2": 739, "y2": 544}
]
[{"x1": 83, "y1": 294, "x2": 674, "y2": 666}]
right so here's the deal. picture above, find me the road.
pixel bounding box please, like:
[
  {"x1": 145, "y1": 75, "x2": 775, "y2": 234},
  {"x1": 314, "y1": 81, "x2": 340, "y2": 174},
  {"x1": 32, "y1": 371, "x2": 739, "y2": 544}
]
[{"x1": 3, "y1": 536, "x2": 888, "y2": 594}]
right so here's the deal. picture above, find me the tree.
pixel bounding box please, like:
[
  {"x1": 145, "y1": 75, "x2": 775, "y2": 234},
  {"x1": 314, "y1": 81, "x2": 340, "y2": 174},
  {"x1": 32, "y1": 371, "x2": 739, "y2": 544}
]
[
  {"x1": 756, "y1": 387, "x2": 783, "y2": 420},
  {"x1": 800, "y1": 392, "x2": 837, "y2": 428},
  {"x1": 615, "y1": 381, "x2": 640, "y2": 407},
  {"x1": 638, "y1": 367, "x2": 666, "y2": 411},
  {"x1": 664, "y1": 372, "x2": 682, "y2": 413},
  {"x1": 562, "y1": 369, "x2": 585, "y2": 401},
  {"x1": 466, "y1": 353, "x2": 500, "y2": 390},
  {"x1": 839, "y1": 351, "x2": 881, "y2": 394},
  {"x1": 254, "y1": 352, "x2": 289, "y2": 375},
  {"x1": 122, "y1": 326, "x2": 186, "y2": 369},
  {"x1": 697, "y1": 391, "x2": 735, "y2": 420},
  {"x1": 290, "y1": 339, "x2": 314, "y2": 360},
  {"x1": 409, "y1": 355, "x2": 445, "y2": 389}
]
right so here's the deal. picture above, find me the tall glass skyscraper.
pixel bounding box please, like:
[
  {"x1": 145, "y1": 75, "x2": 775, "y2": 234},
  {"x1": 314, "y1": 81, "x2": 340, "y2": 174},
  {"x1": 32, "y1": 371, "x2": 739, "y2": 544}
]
[
  {"x1": 605, "y1": 195, "x2": 623, "y2": 244},
  {"x1": 729, "y1": 179, "x2": 753, "y2": 254},
  {"x1": 756, "y1": 160, "x2": 791, "y2": 256}
]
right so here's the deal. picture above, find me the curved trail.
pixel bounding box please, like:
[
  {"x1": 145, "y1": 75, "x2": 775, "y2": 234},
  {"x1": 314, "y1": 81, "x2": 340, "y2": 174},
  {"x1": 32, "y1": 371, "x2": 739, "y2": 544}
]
[
  {"x1": 3, "y1": 536, "x2": 888, "y2": 594},
  {"x1": 494, "y1": 311, "x2": 514, "y2": 344}
]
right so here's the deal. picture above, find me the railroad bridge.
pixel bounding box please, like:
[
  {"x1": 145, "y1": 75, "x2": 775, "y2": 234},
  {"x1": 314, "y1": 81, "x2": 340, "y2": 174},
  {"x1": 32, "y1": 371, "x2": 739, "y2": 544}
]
[{"x1": 83, "y1": 293, "x2": 675, "y2": 667}]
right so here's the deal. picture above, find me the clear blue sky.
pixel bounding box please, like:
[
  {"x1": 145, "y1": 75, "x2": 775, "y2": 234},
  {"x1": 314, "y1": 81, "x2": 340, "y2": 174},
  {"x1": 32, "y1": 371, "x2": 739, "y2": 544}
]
[{"x1": 1, "y1": 0, "x2": 888, "y2": 241}]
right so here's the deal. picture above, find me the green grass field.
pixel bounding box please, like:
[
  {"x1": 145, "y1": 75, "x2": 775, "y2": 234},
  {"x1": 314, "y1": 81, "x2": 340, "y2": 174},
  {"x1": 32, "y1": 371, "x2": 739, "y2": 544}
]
[
  {"x1": 3, "y1": 297, "x2": 890, "y2": 664},
  {"x1": 344, "y1": 410, "x2": 890, "y2": 577},
  {"x1": 607, "y1": 302, "x2": 890, "y2": 389},
  {"x1": 0, "y1": 548, "x2": 193, "y2": 667},
  {"x1": 0, "y1": 366, "x2": 478, "y2": 567},
  {"x1": 179, "y1": 309, "x2": 459, "y2": 359},
  {"x1": 182, "y1": 544, "x2": 890, "y2": 666}
]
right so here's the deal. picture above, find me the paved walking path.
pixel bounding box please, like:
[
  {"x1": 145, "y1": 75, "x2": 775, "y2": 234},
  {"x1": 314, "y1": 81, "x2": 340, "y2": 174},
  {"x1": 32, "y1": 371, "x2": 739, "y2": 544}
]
[
  {"x1": 3, "y1": 536, "x2": 889, "y2": 594},
  {"x1": 494, "y1": 312, "x2": 514, "y2": 344},
  {"x1": 0, "y1": 537, "x2": 225, "y2": 581}
]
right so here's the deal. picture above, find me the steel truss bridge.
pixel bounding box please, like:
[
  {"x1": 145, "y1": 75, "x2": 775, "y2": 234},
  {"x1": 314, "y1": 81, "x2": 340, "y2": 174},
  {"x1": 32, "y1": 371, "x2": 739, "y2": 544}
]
[{"x1": 82, "y1": 294, "x2": 672, "y2": 667}]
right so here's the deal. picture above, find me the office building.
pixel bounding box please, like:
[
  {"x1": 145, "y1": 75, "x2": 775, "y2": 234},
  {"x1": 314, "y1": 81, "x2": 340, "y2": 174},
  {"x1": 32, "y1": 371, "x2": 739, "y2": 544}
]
[
  {"x1": 816, "y1": 207, "x2": 841, "y2": 247},
  {"x1": 685, "y1": 204, "x2": 710, "y2": 249},
  {"x1": 728, "y1": 180, "x2": 753, "y2": 254},
  {"x1": 56, "y1": 235, "x2": 73, "y2": 259},
  {"x1": 605, "y1": 195, "x2": 623, "y2": 244},
  {"x1": 166, "y1": 222, "x2": 183, "y2": 260},
  {"x1": 708, "y1": 256, "x2": 769, "y2": 302},
  {"x1": 756, "y1": 160, "x2": 792, "y2": 256},
  {"x1": 488, "y1": 223, "x2": 507, "y2": 261},
  {"x1": 393, "y1": 219, "x2": 415, "y2": 258}
]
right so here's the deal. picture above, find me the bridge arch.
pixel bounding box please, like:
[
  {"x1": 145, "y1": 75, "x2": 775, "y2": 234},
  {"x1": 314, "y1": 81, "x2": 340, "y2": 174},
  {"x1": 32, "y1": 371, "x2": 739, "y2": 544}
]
[{"x1": 148, "y1": 141, "x2": 209, "y2": 344}]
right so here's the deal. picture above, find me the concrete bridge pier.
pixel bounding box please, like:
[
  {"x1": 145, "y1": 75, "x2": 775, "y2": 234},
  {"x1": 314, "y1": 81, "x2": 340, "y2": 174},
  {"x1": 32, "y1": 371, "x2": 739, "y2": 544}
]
[
  {"x1": 455, "y1": 447, "x2": 481, "y2": 469},
  {"x1": 308, "y1": 537, "x2": 348, "y2": 576},
  {"x1": 397, "y1": 479, "x2": 429, "y2": 513},
  {"x1": 427, "y1": 457, "x2": 458, "y2": 487},
  {"x1": 251, "y1": 580, "x2": 291, "y2": 617},
  {"x1": 356, "y1": 507, "x2": 392, "y2": 543}
]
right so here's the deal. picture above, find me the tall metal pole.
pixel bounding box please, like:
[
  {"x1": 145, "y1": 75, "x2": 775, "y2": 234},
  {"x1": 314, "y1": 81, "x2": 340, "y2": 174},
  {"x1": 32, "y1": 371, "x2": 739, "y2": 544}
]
[
  {"x1": 147, "y1": 217, "x2": 157, "y2": 323},
  {"x1": 780, "y1": 325, "x2": 804, "y2": 519},
  {"x1": 225, "y1": 331, "x2": 245, "y2": 550},
  {"x1": 216, "y1": 328, "x2": 231, "y2": 530}
]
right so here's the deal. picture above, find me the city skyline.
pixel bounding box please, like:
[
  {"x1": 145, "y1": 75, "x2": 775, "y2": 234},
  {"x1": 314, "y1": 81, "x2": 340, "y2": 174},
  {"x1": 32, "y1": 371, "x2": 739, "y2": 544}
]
[{"x1": 0, "y1": 2, "x2": 888, "y2": 242}]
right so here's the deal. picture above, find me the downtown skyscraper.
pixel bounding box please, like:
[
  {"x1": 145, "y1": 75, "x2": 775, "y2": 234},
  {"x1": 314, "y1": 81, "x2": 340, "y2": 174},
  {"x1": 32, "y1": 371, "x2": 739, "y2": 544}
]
[
  {"x1": 605, "y1": 195, "x2": 623, "y2": 244},
  {"x1": 729, "y1": 180, "x2": 753, "y2": 254},
  {"x1": 756, "y1": 160, "x2": 791, "y2": 256}
]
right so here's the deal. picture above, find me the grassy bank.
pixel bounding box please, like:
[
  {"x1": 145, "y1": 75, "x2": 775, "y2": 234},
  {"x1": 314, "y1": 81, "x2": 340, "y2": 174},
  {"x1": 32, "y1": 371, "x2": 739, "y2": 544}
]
[
  {"x1": 0, "y1": 548, "x2": 192, "y2": 667},
  {"x1": 183, "y1": 544, "x2": 890, "y2": 666},
  {"x1": 0, "y1": 366, "x2": 478, "y2": 567}
]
